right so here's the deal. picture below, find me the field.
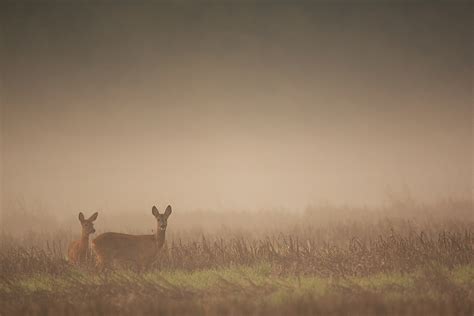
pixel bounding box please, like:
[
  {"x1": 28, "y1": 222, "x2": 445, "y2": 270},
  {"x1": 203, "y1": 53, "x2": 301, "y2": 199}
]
[{"x1": 0, "y1": 199, "x2": 473, "y2": 315}]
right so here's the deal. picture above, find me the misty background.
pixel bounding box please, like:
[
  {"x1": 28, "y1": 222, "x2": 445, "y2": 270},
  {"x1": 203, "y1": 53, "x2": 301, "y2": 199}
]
[{"x1": 0, "y1": 2, "x2": 472, "y2": 229}]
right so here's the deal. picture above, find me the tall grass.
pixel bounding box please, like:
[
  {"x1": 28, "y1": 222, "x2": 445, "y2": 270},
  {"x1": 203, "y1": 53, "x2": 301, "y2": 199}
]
[{"x1": 0, "y1": 199, "x2": 472, "y2": 315}]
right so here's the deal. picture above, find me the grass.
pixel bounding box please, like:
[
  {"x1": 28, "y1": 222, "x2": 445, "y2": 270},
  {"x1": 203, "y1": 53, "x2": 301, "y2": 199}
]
[
  {"x1": 1, "y1": 263, "x2": 473, "y2": 315},
  {"x1": 0, "y1": 201, "x2": 473, "y2": 315}
]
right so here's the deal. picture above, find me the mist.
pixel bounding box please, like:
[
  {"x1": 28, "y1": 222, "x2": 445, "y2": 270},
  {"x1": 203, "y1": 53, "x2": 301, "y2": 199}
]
[{"x1": 0, "y1": 2, "x2": 472, "y2": 224}]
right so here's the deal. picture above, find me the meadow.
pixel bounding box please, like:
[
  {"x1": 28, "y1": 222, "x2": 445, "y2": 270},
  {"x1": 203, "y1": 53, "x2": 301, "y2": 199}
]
[{"x1": 0, "y1": 198, "x2": 472, "y2": 315}]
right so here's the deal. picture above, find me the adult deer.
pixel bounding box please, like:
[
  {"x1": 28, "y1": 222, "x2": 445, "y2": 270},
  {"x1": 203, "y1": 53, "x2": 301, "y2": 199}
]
[
  {"x1": 68, "y1": 212, "x2": 99, "y2": 265},
  {"x1": 92, "y1": 205, "x2": 172, "y2": 270}
]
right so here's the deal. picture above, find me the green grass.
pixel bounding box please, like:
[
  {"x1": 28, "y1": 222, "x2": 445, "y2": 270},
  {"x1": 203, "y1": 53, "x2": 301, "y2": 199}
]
[
  {"x1": 452, "y1": 264, "x2": 474, "y2": 284},
  {"x1": 5, "y1": 263, "x2": 473, "y2": 311}
]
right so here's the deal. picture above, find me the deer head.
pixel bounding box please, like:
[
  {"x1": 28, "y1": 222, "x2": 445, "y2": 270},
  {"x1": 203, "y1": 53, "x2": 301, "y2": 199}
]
[
  {"x1": 152, "y1": 205, "x2": 172, "y2": 231},
  {"x1": 78, "y1": 212, "x2": 99, "y2": 236}
]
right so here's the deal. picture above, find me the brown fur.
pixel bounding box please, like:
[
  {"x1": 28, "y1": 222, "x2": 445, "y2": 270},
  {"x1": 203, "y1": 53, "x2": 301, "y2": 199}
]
[
  {"x1": 68, "y1": 212, "x2": 98, "y2": 265},
  {"x1": 92, "y1": 205, "x2": 171, "y2": 270}
]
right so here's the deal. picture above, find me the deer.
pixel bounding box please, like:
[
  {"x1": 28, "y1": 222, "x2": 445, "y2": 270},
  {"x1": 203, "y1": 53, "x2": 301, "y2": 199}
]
[
  {"x1": 68, "y1": 212, "x2": 99, "y2": 265},
  {"x1": 92, "y1": 205, "x2": 172, "y2": 270}
]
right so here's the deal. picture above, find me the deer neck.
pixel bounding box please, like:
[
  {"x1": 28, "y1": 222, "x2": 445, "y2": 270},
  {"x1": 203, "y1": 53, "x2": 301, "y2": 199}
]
[
  {"x1": 155, "y1": 228, "x2": 166, "y2": 249},
  {"x1": 80, "y1": 232, "x2": 90, "y2": 248}
]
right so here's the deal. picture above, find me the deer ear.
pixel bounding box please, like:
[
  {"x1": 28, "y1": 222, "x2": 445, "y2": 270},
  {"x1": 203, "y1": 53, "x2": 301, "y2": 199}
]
[
  {"x1": 78, "y1": 212, "x2": 85, "y2": 222},
  {"x1": 164, "y1": 205, "x2": 172, "y2": 217},
  {"x1": 152, "y1": 206, "x2": 159, "y2": 217},
  {"x1": 89, "y1": 212, "x2": 98, "y2": 222}
]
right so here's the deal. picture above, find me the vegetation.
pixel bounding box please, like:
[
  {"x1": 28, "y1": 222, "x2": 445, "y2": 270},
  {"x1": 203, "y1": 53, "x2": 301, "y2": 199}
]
[{"x1": 0, "y1": 200, "x2": 473, "y2": 315}]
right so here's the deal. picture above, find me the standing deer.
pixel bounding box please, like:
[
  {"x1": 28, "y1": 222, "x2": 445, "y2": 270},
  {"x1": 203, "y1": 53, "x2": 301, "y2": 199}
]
[
  {"x1": 92, "y1": 205, "x2": 172, "y2": 270},
  {"x1": 68, "y1": 212, "x2": 99, "y2": 265}
]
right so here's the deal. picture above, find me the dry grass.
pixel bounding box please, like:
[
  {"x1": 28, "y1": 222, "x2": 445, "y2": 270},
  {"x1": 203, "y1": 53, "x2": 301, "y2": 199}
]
[{"x1": 0, "y1": 199, "x2": 473, "y2": 315}]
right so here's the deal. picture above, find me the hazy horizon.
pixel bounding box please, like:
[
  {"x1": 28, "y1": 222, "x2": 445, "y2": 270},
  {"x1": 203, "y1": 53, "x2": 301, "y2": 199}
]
[{"x1": 1, "y1": 2, "x2": 472, "y2": 220}]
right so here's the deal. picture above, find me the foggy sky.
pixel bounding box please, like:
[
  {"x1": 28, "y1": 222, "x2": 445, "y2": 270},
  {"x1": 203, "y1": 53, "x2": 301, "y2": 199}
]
[{"x1": 0, "y1": 2, "x2": 472, "y2": 218}]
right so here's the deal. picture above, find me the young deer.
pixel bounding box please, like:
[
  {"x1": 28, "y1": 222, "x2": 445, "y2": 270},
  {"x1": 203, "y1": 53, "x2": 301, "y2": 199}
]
[
  {"x1": 68, "y1": 212, "x2": 99, "y2": 265},
  {"x1": 92, "y1": 205, "x2": 172, "y2": 270}
]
